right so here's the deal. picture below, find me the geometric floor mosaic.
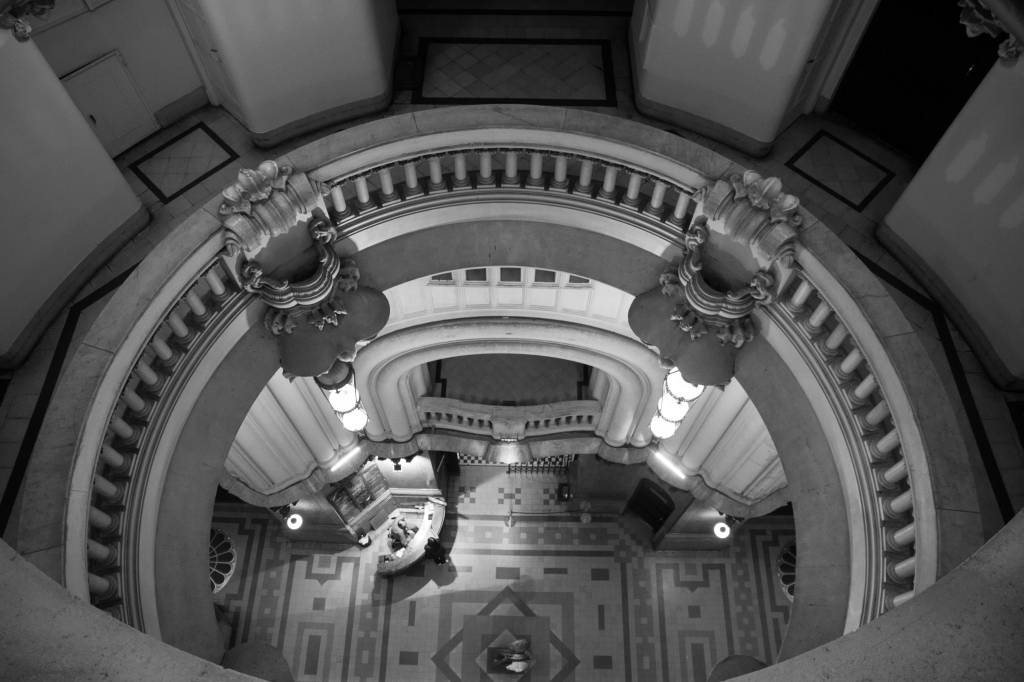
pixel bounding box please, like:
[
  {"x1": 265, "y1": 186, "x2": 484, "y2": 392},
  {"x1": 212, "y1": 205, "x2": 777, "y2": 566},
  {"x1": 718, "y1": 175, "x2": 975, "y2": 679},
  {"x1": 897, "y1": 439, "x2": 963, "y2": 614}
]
[
  {"x1": 416, "y1": 38, "x2": 616, "y2": 106},
  {"x1": 129, "y1": 122, "x2": 237, "y2": 203},
  {"x1": 786, "y1": 130, "x2": 894, "y2": 211},
  {"x1": 213, "y1": 467, "x2": 793, "y2": 682}
]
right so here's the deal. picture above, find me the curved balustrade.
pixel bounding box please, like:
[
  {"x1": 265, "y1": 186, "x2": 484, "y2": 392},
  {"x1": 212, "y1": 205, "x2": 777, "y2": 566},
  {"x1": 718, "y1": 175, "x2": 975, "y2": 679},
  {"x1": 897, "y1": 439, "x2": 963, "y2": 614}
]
[
  {"x1": 84, "y1": 258, "x2": 247, "y2": 621},
  {"x1": 417, "y1": 396, "x2": 602, "y2": 442},
  {"x1": 22, "y1": 107, "x2": 974, "y2": 652},
  {"x1": 763, "y1": 266, "x2": 920, "y2": 619},
  {"x1": 309, "y1": 135, "x2": 946, "y2": 623}
]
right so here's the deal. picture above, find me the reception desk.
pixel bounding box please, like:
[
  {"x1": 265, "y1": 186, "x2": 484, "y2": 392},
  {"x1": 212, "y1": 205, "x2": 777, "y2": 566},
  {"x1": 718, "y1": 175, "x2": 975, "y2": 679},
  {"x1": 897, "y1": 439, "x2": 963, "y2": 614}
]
[{"x1": 376, "y1": 497, "x2": 446, "y2": 576}]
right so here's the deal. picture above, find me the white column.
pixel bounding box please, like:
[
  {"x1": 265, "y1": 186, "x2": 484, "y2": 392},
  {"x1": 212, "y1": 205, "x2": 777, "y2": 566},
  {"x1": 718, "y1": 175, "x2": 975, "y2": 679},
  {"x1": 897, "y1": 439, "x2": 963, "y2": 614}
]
[
  {"x1": 882, "y1": 59, "x2": 1024, "y2": 388},
  {"x1": 0, "y1": 35, "x2": 141, "y2": 363}
]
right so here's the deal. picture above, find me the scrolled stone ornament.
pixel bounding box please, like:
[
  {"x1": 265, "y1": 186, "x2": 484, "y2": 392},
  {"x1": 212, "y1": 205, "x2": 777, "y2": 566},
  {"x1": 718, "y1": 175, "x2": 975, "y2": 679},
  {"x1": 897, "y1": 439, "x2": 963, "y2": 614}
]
[
  {"x1": 731, "y1": 171, "x2": 802, "y2": 228},
  {"x1": 747, "y1": 271, "x2": 777, "y2": 304},
  {"x1": 220, "y1": 161, "x2": 292, "y2": 216},
  {"x1": 672, "y1": 305, "x2": 709, "y2": 340}
]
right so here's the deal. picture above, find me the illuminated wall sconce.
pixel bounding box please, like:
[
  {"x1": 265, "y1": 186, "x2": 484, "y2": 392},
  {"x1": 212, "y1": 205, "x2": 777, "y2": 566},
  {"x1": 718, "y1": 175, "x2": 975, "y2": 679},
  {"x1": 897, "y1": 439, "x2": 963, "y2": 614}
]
[
  {"x1": 650, "y1": 367, "x2": 704, "y2": 439},
  {"x1": 316, "y1": 360, "x2": 369, "y2": 432}
]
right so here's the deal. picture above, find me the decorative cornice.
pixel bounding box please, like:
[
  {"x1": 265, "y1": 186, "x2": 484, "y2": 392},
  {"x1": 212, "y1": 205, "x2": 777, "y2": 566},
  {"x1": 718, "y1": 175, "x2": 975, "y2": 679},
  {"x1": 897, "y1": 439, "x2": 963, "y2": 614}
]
[
  {"x1": 959, "y1": 0, "x2": 1021, "y2": 62},
  {"x1": 1, "y1": 0, "x2": 53, "y2": 42},
  {"x1": 240, "y1": 215, "x2": 360, "y2": 335},
  {"x1": 219, "y1": 160, "x2": 320, "y2": 260}
]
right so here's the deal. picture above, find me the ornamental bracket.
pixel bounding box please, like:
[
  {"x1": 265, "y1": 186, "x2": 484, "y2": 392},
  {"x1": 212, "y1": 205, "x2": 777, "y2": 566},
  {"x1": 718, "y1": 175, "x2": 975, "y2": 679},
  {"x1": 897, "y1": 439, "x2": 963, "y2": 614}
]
[
  {"x1": 239, "y1": 215, "x2": 359, "y2": 336},
  {"x1": 658, "y1": 216, "x2": 776, "y2": 349}
]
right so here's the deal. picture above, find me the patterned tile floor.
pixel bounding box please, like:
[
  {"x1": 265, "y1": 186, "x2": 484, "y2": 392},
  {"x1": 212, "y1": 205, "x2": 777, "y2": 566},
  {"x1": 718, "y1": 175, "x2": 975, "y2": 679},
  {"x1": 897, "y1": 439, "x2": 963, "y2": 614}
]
[
  {"x1": 419, "y1": 40, "x2": 611, "y2": 103},
  {"x1": 786, "y1": 131, "x2": 894, "y2": 210},
  {"x1": 214, "y1": 468, "x2": 794, "y2": 682},
  {"x1": 130, "y1": 122, "x2": 237, "y2": 202}
]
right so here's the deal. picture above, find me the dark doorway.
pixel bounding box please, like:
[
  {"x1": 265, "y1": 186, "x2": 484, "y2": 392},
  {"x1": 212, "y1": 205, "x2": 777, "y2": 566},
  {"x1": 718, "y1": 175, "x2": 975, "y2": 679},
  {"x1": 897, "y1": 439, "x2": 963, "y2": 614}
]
[
  {"x1": 830, "y1": 0, "x2": 998, "y2": 161},
  {"x1": 625, "y1": 479, "x2": 675, "y2": 532}
]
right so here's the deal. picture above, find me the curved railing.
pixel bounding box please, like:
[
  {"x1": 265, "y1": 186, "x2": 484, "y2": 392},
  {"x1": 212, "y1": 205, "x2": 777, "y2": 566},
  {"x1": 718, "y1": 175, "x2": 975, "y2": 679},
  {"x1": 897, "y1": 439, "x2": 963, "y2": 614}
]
[
  {"x1": 418, "y1": 396, "x2": 602, "y2": 440},
  {"x1": 309, "y1": 138, "x2": 938, "y2": 620},
  {"x1": 82, "y1": 249, "x2": 249, "y2": 624},
  {"x1": 22, "y1": 107, "x2": 975, "y2": 647}
]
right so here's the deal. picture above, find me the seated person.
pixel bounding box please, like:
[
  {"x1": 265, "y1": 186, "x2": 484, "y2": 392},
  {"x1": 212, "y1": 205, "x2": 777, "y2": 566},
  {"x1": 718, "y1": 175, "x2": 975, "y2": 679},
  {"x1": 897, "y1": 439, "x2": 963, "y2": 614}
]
[
  {"x1": 425, "y1": 537, "x2": 448, "y2": 564},
  {"x1": 493, "y1": 638, "x2": 533, "y2": 672},
  {"x1": 388, "y1": 517, "x2": 418, "y2": 551}
]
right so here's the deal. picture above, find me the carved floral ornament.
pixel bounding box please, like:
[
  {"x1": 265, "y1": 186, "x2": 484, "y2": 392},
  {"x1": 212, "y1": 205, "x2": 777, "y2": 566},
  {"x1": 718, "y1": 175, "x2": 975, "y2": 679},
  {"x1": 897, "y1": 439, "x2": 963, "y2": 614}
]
[{"x1": 219, "y1": 160, "x2": 320, "y2": 261}]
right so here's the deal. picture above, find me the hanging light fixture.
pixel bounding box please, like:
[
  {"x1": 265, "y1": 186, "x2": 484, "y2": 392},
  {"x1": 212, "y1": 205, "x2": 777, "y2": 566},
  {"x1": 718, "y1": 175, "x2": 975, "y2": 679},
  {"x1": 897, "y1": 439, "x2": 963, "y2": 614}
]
[
  {"x1": 649, "y1": 366, "x2": 704, "y2": 440},
  {"x1": 316, "y1": 360, "x2": 369, "y2": 433},
  {"x1": 665, "y1": 367, "x2": 704, "y2": 402}
]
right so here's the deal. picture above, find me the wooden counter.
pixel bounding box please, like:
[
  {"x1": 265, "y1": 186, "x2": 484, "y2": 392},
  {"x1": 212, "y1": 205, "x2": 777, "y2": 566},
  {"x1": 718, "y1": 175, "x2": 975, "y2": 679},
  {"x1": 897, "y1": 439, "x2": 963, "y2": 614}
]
[{"x1": 376, "y1": 497, "x2": 447, "y2": 576}]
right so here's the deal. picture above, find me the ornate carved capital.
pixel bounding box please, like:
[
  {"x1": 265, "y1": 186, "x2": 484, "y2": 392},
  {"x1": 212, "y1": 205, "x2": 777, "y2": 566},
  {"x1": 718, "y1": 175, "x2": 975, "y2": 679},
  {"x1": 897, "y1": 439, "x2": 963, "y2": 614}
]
[
  {"x1": 657, "y1": 215, "x2": 774, "y2": 349},
  {"x1": 702, "y1": 171, "x2": 801, "y2": 270},
  {"x1": 239, "y1": 216, "x2": 360, "y2": 336},
  {"x1": 219, "y1": 161, "x2": 320, "y2": 260},
  {"x1": 1, "y1": 1, "x2": 53, "y2": 42}
]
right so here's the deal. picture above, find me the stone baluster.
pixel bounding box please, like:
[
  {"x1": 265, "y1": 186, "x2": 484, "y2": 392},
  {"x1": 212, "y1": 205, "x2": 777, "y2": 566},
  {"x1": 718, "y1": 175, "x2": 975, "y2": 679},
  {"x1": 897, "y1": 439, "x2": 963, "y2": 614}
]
[
  {"x1": 93, "y1": 473, "x2": 123, "y2": 503},
  {"x1": 165, "y1": 310, "x2": 196, "y2": 348},
  {"x1": 644, "y1": 180, "x2": 667, "y2": 218},
  {"x1": 378, "y1": 166, "x2": 400, "y2": 202},
  {"x1": 884, "y1": 587, "x2": 915, "y2": 610},
  {"x1": 135, "y1": 360, "x2": 166, "y2": 395},
  {"x1": 403, "y1": 161, "x2": 423, "y2": 197},
  {"x1": 576, "y1": 159, "x2": 594, "y2": 195},
  {"x1": 622, "y1": 171, "x2": 643, "y2": 208},
  {"x1": 205, "y1": 267, "x2": 232, "y2": 306},
  {"x1": 89, "y1": 506, "x2": 119, "y2": 534},
  {"x1": 785, "y1": 278, "x2": 815, "y2": 314},
  {"x1": 150, "y1": 335, "x2": 180, "y2": 372},
  {"x1": 502, "y1": 151, "x2": 519, "y2": 187},
  {"x1": 526, "y1": 152, "x2": 544, "y2": 188},
  {"x1": 801, "y1": 299, "x2": 832, "y2": 336},
  {"x1": 875, "y1": 458, "x2": 908, "y2": 490},
  {"x1": 870, "y1": 427, "x2": 901, "y2": 462},
  {"x1": 185, "y1": 289, "x2": 212, "y2": 326},
  {"x1": 427, "y1": 157, "x2": 446, "y2": 192},
  {"x1": 883, "y1": 489, "x2": 914, "y2": 519},
  {"x1": 451, "y1": 153, "x2": 471, "y2": 190},
  {"x1": 87, "y1": 539, "x2": 117, "y2": 567},
  {"x1": 100, "y1": 445, "x2": 129, "y2": 475},
  {"x1": 667, "y1": 190, "x2": 691, "y2": 227},
  {"x1": 885, "y1": 521, "x2": 916, "y2": 551},
  {"x1": 849, "y1": 373, "x2": 878, "y2": 407},
  {"x1": 836, "y1": 347, "x2": 864, "y2": 380},
  {"x1": 860, "y1": 395, "x2": 892, "y2": 432},
  {"x1": 329, "y1": 184, "x2": 350, "y2": 222},
  {"x1": 478, "y1": 151, "x2": 495, "y2": 188},
  {"x1": 820, "y1": 322, "x2": 849, "y2": 357},
  {"x1": 886, "y1": 555, "x2": 916, "y2": 581},
  {"x1": 121, "y1": 388, "x2": 152, "y2": 421},
  {"x1": 598, "y1": 165, "x2": 618, "y2": 202},
  {"x1": 110, "y1": 416, "x2": 142, "y2": 448},
  {"x1": 550, "y1": 155, "x2": 569, "y2": 191},
  {"x1": 88, "y1": 572, "x2": 117, "y2": 600},
  {"x1": 353, "y1": 176, "x2": 374, "y2": 210}
]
